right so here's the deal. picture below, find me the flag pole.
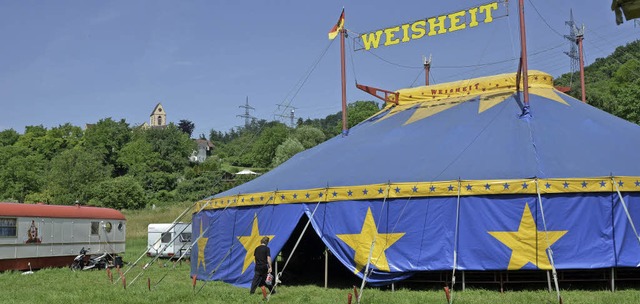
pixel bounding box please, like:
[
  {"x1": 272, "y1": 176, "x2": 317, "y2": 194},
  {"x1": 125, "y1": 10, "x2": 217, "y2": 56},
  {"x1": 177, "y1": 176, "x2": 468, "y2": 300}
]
[{"x1": 340, "y1": 16, "x2": 348, "y2": 136}]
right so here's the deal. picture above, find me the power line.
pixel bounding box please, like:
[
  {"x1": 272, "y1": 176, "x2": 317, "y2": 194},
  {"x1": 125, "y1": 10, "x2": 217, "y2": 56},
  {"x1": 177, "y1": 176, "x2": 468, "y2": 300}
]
[
  {"x1": 526, "y1": 0, "x2": 565, "y2": 38},
  {"x1": 363, "y1": 48, "x2": 423, "y2": 69},
  {"x1": 274, "y1": 38, "x2": 335, "y2": 120}
]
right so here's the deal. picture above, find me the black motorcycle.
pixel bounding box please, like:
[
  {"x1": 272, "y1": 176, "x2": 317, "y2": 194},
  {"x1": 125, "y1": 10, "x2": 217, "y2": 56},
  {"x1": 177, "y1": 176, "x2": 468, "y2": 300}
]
[
  {"x1": 70, "y1": 247, "x2": 89, "y2": 270},
  {"x1": 70, "y1": 247, "x2": 113, "y2": 271}
]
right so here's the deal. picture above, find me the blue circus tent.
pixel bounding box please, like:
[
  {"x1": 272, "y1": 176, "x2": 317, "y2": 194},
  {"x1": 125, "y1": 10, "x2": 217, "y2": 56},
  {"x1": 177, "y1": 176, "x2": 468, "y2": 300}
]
[{"x1": 191, "y1": 71, "x2": 640, "y2": 287}]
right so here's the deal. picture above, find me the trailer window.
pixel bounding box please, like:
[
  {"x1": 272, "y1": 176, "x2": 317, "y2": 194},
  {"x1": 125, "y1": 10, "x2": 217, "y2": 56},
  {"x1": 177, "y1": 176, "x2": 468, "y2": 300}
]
[
  {"x1": 91, "y1": 222, "x2": 100, "y2": 235},
  {"x1": 104, "y1": 222, "x2": 112, "y2": 233},
  {"x1": 179, "y1": 232, "x2": 192, "y2": 243},
  {"x1": 0, "y1": 218, "x2": 17, "y2": 237},
  {"x1": 161, "y1": 232, "x2": 171, "y2": 243}
]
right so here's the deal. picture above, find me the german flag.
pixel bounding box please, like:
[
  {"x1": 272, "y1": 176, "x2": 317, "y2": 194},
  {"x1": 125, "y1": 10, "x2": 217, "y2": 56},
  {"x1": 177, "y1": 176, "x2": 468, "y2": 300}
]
[{"x1": 328, "y1": 9, "x2": 345, "y2": 40}]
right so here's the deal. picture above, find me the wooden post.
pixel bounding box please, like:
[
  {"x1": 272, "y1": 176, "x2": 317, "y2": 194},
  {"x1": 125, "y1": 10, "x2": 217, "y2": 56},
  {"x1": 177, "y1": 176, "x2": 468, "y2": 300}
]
[
  {"x1": 518, "y1": 0, "x2": 530, "y2": 106},
  {"x1": 340, "y1": 26, "x2": 348, "y2": 136},
  {"x1": 577, "y1": 32, "x2": 586, "y2": 103},
  {"x1": 423, "y1": 55, "x2": 431, "y2": 86}
]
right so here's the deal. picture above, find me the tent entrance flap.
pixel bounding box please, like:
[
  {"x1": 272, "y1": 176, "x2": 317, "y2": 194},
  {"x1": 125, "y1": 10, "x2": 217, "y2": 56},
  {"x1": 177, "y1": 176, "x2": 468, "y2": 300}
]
[{"x1": 277, "y1": 212, "x2": 356, "y2": 287}]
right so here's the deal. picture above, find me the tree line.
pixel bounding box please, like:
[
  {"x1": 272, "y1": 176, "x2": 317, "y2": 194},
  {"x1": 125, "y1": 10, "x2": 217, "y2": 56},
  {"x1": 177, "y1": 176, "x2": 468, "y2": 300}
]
[
  {"x1": 554, "y1": 39, "x2": 640, "y2": 124},
  {"x1": 0, "y1": 101, "x2": 380, "y2": 209}
]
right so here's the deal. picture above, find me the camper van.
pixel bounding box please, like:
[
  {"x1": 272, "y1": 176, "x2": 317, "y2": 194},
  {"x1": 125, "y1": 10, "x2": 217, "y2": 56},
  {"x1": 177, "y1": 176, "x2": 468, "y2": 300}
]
[{"x1": 147, "y1": 223, "x2": 192, "y2": 259}]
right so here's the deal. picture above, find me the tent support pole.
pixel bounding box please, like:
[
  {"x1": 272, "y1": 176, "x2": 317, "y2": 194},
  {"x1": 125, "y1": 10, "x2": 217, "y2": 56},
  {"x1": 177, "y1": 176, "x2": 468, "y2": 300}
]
[
  {"x1": 357, "y1": 183, "x2": 392, "y2": 304},
  {"x1": 358, "y1": 237, "x2": 375, "y2": 304},
  {"x1": 130, "y1": 201, "x2": 212, "y2": 287},
  {"x1": 611, "y1": 267, "x2": 615, "y2": 292},
  {"x1": 121, "y1": 199, "x2": 204, "y2": 282},
  {"x1": 547, "y1": 271, "x2": 552, "y2": 292},
  {"x1": 535, "y1": 179, "x2": 562, "y2": 304},
  {"x1": 340, "y1": 26, "x2": 348, "y2": 136},
  {"x1": 448, "y1": 179, "x2": 462, "y2": 304},
  {"x1": 269, "y1": 194, "x2": 326, "y2": 301},
  {"x1": 611, "y1": 176, "x2": 640, "y2": 294},
  {"x1": 324, "y1": 248, "x2": 328, "y2": 289},
  {"x1": 613, "y1": 177, "x2": 640, "y2": 245},
  {"x1": 517, "y1": 0, "x2": 530, "y2": 106},
  {"x1": 577, "y1": 31, "x2": 586, "y2": 103},
  {"x1": 462, "y1": 271, "x2": 465, "y2": 291}
]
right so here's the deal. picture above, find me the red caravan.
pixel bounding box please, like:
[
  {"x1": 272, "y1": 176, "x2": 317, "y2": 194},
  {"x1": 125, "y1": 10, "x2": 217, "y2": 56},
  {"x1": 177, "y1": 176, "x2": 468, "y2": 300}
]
[{"x1": 0, "y1": 202, "x2": 126, "y2": 271}]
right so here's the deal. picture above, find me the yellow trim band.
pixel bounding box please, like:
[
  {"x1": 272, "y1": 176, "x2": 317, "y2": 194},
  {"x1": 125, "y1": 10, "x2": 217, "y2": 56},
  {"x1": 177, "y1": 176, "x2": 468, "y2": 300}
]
[{"x1": 197, "y1": 176, "x2": 640, "y2": 210}]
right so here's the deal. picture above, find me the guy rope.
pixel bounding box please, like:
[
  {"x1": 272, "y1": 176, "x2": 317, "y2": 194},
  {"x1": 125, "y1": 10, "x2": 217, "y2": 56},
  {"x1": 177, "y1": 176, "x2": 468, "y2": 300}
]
[{"x1": 535, "y1": 179, "x2": 562, "y2": 304}]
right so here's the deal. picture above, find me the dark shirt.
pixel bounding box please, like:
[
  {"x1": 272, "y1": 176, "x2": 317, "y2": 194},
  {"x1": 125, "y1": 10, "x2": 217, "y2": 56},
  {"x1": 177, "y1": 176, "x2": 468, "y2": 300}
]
[{"x1": 254, "y1": 244, "x2": 270, "y2": 268}]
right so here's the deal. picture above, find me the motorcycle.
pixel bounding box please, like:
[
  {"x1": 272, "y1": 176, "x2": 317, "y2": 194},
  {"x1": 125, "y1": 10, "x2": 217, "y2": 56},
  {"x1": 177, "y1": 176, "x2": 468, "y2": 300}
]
[
  {"x1": 70, "y1": 247, "x2": 113, "y2": 271},
  {"x1": 70, "y1": 247, "x2": 89, "y2": 270},
  {"x1": 82, "y1": 251, "x2": 110, "y2": 270}
]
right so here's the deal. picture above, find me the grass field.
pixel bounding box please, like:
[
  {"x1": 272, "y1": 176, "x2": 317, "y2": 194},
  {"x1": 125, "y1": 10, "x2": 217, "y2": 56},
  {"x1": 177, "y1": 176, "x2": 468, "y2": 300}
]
[{"x1": 2, "y1": 202, "x2": 640, "y2": 303}]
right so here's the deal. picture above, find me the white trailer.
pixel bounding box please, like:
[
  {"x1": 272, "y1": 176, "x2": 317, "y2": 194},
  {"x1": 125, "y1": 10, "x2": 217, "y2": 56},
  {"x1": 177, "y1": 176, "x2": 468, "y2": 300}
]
[
  {"x1": 0, "y1": 202, "x2": 126, "y2": 271},
  {"x1": 147, "y1": 223, "x2": 191, "y2": 259}
]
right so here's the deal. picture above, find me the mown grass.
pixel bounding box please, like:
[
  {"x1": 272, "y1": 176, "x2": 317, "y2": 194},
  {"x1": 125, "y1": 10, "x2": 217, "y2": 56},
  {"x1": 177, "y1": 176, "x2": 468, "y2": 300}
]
[
  {"x1": 2, "y1": 202, "x2": 640, "y2": 303},
  {"x1": 3, "y1": 263, "x2": 640, "y2": 304}
]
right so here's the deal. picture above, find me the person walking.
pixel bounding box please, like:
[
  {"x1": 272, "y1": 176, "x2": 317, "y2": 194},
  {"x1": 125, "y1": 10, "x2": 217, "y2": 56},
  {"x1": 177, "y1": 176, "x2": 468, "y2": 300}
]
[{"x1": 250, "y1": 236, "x2": 273, "y2": 295}]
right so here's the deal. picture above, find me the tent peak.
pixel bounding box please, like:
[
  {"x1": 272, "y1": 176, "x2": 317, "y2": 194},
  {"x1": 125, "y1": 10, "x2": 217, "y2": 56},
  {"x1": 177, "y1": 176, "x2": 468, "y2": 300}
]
[{"x1": 393, "y1": 70, "x2": 554, "y2": 105}]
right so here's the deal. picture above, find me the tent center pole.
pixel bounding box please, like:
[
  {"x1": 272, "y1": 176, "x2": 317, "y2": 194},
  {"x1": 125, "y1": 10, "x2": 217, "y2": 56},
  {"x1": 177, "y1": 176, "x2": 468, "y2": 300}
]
[
  {"x1": 577, "y1": 31, "x2": 586, "y2": 103},
  {"x1": 340, "y1": 27, "x2": 348, "y2": 136},
  {"x1": 517, "y1": 0, "x2": 530, "y2": 106}
]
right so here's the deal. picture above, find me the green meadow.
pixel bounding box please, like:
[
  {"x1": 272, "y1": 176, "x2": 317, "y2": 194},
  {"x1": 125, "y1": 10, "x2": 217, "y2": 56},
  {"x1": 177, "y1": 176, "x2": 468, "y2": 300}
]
[{"x1": 2, "y1": 202, "x2": 640, "y2": 304}]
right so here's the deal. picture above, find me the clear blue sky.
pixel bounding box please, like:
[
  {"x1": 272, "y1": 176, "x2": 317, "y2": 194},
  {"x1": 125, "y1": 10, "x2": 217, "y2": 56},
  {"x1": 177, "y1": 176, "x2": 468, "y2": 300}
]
[{"x1": 1, "y1": 1, "x2": 637, "y2": 137}]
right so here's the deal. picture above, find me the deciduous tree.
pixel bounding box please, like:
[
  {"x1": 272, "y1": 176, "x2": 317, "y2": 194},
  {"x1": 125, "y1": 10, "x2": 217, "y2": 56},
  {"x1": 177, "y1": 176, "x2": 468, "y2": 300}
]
[
  {"x1": 0, "y1": 129, "x2": 20, "y2": 147},
  {"x1": 90, "y1": 176, "x2": 146, "y2": 209},
  {"x1": 178, "y1": 119, "x2": 195, "y2": 137},
  {"x1": 82, "y1": 118, "x2": 131, "y2": 176},
  {"x1": 293, "y1": 126, "x2": 326, "y2": 149},
  {"x1": 272, "y1": 137, "x2": 305, "y2": 167},
  {"x1": 47, "y1": 148, "x2": 111, "y2": 205},
  {"x1": 0, "y1": 146, "x2": 47, "y2": 203},
  {"x1": 247, "y1": 122, "x2": 289, "y2": 168}
]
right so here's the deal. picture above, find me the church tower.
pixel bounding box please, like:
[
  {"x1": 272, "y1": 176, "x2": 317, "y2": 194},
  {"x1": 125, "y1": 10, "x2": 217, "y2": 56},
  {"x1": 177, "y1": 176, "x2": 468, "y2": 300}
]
[{"x1": 150, "y1": 103, "x2": 167, "y2": 127}]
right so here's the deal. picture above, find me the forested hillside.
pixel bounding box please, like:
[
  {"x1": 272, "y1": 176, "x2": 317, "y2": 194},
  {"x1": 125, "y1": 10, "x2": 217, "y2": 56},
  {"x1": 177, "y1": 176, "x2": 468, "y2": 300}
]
[
  {"x1": 555, "y1": 40, "x2": 640, "y2": 124},
  {"x1": 0, "y1": 101, "x2": 380, "y2": 208}
]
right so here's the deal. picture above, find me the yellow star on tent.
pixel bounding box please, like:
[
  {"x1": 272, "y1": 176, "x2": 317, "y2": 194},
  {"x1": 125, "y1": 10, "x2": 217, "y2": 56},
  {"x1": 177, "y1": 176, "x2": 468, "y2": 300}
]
[
  {"x1": 337, "y1": 208, "x2": 405, "y2": 273},
  {"x1": 237, "y1": 214, "x2": 274, "y2": 274},
  {"x1": 488, "y1": 204, "x2": 567, "y2": 270},
  {"x1": 197, "y1": 219, "x2": 208, "y2": 271}
]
